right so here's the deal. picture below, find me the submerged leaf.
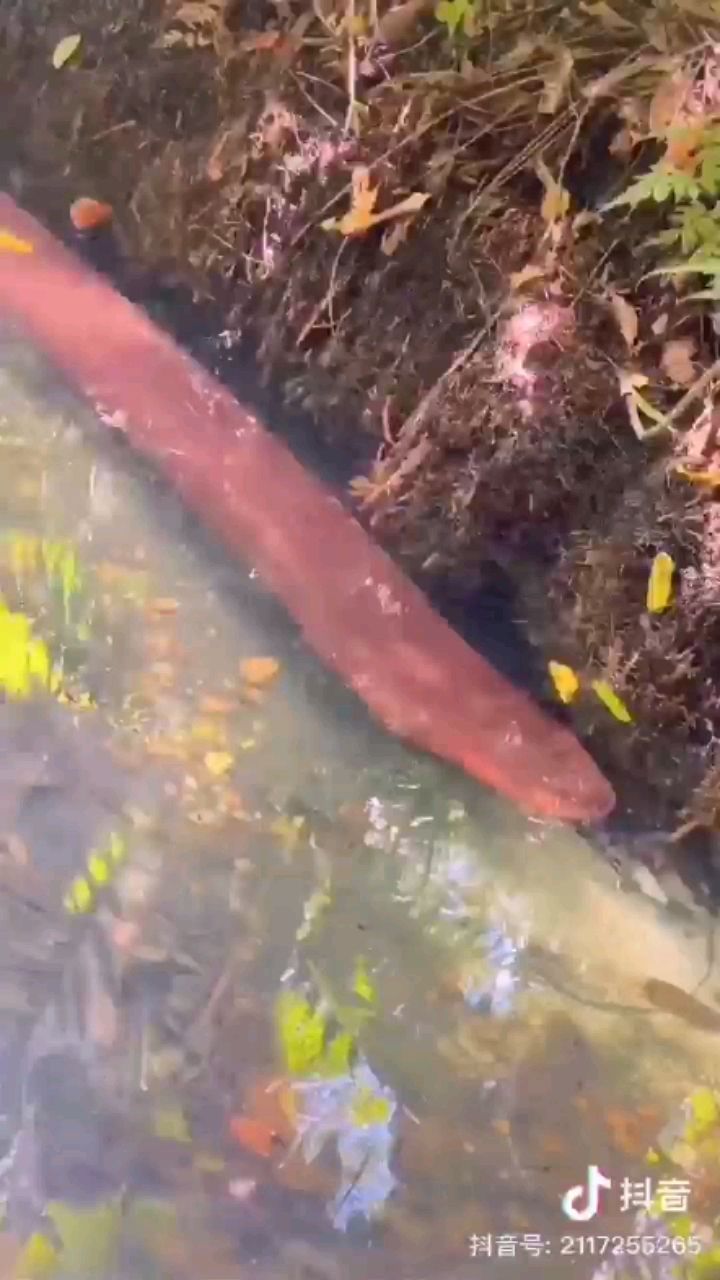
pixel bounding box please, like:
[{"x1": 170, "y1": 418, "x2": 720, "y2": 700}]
[
  {"x1": 591, "y1": 679, "x2": 633, "y2": 723},
  {"x1": 548, "y1": 660, "x2": 580, "y2": 704},
  {"x1": 229, "y1": 1115, "x2": 277, "y2": 1158},
  {"x1": 647, "y1": 551, "x2": 675, "y2": 612},
  {"x1": 46, "y1": 1199, "x2": 121, "y2": 1275},
  {"x1": 353, "y1": 956, "x2": 377, "y2": 1004},
  {"x1": 0, "y1": 598, "x2": 52, "y2": 698},
  {"x1": 153, "y1": 1106, "x2": 192, "y2": 1143},
  {"x1": 16, "y1": 1230, "x2": 58, "y2": 1278},
  {"x1": 350, "y1": 1086, "x2": 394, "y2": 1127},
  {"x1": 204, "y1": 750, "x2": 234, "y2": 776},
  {"x1": 240, "y1": 655, "x2": 281, "y2": 686},
  {"x1": 276, "y1": 991, "x2": 327, "y2": 1077}
]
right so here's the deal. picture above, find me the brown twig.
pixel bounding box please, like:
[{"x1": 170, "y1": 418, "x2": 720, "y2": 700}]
[{"x1": 644, "y1": 354, "x2": 720, "y2": 440}]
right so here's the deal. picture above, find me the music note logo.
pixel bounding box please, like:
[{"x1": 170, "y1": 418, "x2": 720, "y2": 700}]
[{"x1": 562, "y1": 1165, "x2": 612, "y2": 1221}]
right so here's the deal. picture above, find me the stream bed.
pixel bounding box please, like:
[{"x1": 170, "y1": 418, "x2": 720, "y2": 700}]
[{"x1": 0, "y1": 321, "x2": 718, "y2": 1278}]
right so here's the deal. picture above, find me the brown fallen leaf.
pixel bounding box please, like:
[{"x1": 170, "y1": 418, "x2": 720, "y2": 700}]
[
  {"x1": 509, "y1": 263, "x2": 546, "y2": 290},
  {"x1": 579, "y1": 1, "x2": 635, "y2": 31},
  {"x1": 381, "y1": 219, "x2": 410, "y2": 257},
  {"x1": 649, "y1": 69, "x2": 693, "y2": 137},
  {"x1": 661, "y1": 336, "x2": 695, "y2": 385},
  {"x1": 609, "y1": 290, "x2": 639, "y2": 351},
  {"x1": 378, "y1": 0, "x2": 434, "y2": 44},
  {"x1": 539, "y1": 45, "x2": 573, "y2": 115},
  {"x1": 322, "y1": 166, "x2": 429, "y2": 237}
]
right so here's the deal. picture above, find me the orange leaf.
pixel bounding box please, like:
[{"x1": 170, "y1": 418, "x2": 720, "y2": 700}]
[
  {"x1": 239, "y1": 656, "x2": 280, "y2": 686},
  {"x1": 648, "y1": 70, "x2": 693, "y2": 138},
  {"x1": 70, "y1": 198, "x2": 114, "y2": 232},
  {"x1": 322, "y1": 166, "x2": 429, "y2": 237},
  {"x1": 229, "y1": 1115, "x2": 278, "y2": 1159}
]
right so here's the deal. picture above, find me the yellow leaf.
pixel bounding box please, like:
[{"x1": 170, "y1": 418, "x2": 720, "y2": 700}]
[
  {"x1": 675, "y1": 464, "x2": 720, "y2": 488},
  {"x1": 0, "y1": 229, "x2": 33, "y2": 254},
  {"x1": 16, "y1": 1230, "x2": 58, "y2": 1278},
  {"x1": 350, "y1": 1086, "x2": 393, "y2": 1127},
  {"x1": 509, "y1": 262, "x2": 546, "y2": 290},
  {"x1": 322, "y1": 167, "x2": 430, "y2": 237},
  {"x1": 204, "y1": 750, "x2": 234, "y2": 776},
  {"x1": 548, "y1": 661, "x2": 580, "y2": 704},
  {"x1": 240, "y1": 655, "x2": 281, "y2": 686},
  {"x1": 647, "y1": 551, "x2": 675, "y2": 613},
  {"x1": 536, "y1": 158, "x2": 570, "y2": 224},
  {"x1": 51, "y1": 33, "x2": 82, "y2": 69},
  {"x1": 592, "y1": 679, "x2": 633, "y2": 723}
]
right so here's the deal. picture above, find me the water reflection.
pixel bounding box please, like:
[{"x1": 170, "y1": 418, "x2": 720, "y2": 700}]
[{"x1": 0, "y1": 325, "x2": 719, "y2": 1277}]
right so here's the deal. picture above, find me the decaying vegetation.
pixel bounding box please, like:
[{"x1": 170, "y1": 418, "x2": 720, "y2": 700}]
[{"x1": 5, "y1": 0, "x2": 720, "y2": 833}]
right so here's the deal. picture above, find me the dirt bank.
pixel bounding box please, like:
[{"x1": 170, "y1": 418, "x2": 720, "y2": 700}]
[{"x1": 4, "y1": 0, "x2": 720, "y2": 844}]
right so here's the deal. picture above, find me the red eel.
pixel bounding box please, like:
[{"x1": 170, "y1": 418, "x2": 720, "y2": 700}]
[{"x1": 0, "y1": 193, "x2": 614, "y2": 822}]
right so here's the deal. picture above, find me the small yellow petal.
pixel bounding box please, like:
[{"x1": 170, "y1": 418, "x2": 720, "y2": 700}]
[
  {"x1": 204, "y1": 751, "x2": 234, "y2": 776},
  {"x1": 548, "y1": 660, "x2": 580, "y2": 704},
  {"x1": 87, "y1": 853, "x2": 111, "y2": 886},
  {"x1": 592, "y1": 679, "x2": 633, "y2": 724},
  {"x1": 647, "y1": 550, "x2": 675, "y2": 613},
  {"x1": 64, "y1": 875, "x2": 94, "y2": 914}
]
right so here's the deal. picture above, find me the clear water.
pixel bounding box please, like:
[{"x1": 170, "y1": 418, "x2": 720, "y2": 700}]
[{"x1": 0, "y1": 322, "x2": 719, "y2": 1279}]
